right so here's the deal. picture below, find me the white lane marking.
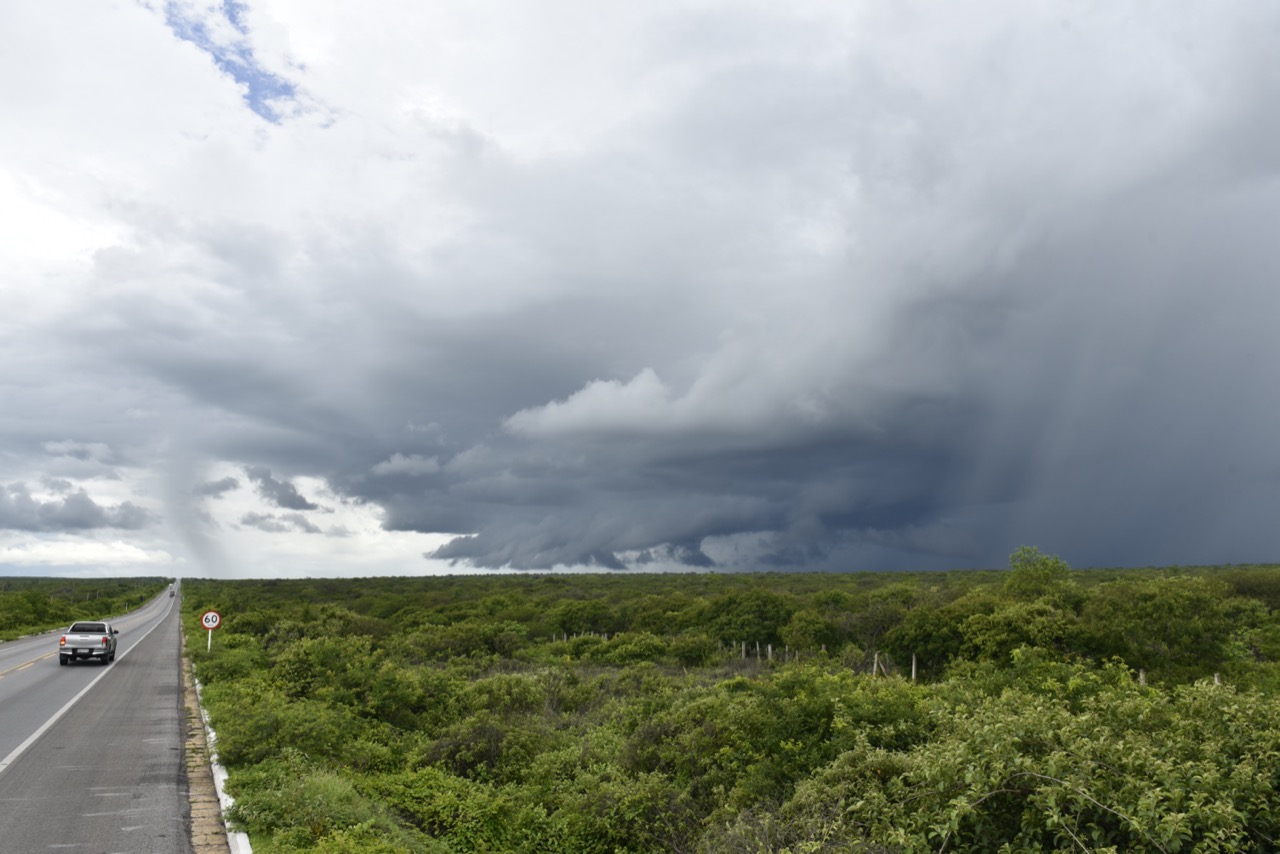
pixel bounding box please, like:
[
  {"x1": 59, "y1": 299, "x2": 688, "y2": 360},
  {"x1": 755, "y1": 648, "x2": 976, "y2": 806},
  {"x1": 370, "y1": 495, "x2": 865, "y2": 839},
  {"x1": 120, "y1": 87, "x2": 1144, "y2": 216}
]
[{"x1": 0, "y1": 597, "x2": 174, "y2": 779}]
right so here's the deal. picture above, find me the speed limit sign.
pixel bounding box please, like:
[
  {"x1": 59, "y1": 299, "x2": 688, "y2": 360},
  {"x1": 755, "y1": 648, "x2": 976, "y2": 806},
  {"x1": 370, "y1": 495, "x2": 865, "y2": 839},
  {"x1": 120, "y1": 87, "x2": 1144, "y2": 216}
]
[{"x1": 201, "y1": 610, "x2": 222, "y2": 650}]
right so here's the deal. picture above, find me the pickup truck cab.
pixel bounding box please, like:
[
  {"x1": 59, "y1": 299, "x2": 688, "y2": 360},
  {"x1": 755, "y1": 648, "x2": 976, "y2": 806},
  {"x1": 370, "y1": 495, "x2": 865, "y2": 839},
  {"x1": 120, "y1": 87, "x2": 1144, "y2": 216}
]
[{"x1": 58, "y1": 621, "x2": 119, "y2": 666}]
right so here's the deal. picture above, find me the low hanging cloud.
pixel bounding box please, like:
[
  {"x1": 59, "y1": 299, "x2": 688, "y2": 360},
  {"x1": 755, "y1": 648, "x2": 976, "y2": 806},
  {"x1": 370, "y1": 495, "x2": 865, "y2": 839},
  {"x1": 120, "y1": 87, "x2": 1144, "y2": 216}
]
[
  {"x1": 240, "y1": 511, "x2": 322, "y2": 535},
  {"x1": 0, "y1": 483, "x2": 153, "y2": 532},
  {"x1": 245, "y1": 467, "x2": 320, "y2": 511},
  {"x1": 195, "y1": 476, "x2": 240, "y2": 498},
  {"x1": 42, "y1": 440, "x2": 116, "y2": 464}
]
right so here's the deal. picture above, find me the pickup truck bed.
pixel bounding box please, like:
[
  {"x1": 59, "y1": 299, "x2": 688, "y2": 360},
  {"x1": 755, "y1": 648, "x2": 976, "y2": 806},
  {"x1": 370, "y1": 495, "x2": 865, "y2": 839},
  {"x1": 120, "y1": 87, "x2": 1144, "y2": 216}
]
[{"x1": 58, "y1": 621, "x2": 119, "y2": 665}]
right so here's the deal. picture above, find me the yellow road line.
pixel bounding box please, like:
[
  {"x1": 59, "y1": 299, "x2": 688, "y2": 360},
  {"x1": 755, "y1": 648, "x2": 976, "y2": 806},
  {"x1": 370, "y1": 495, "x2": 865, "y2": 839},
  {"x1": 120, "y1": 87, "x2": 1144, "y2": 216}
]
[{"x1": 0, "y1": 651, "x2": 57, "y2": 678}]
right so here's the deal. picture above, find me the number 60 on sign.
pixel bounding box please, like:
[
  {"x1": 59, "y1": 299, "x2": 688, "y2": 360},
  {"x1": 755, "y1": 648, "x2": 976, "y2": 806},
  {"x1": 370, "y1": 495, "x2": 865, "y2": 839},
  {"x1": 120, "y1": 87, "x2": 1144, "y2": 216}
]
[{"x1": 201, "y1": 609, "x2": 222, "y2": 650}]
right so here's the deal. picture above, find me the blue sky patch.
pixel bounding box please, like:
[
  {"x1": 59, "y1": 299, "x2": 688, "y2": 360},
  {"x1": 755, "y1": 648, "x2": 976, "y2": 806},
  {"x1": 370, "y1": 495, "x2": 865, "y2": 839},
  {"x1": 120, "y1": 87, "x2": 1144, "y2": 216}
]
[{"x1": 164, "y1": 0, "x2": 296, "y2": 122}]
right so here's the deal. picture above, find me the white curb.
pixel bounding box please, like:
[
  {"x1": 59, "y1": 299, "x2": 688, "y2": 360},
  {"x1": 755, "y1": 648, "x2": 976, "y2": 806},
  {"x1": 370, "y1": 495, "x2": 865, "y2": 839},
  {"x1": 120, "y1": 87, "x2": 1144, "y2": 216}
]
[{"x1": 194, "y1": 678, "x2": 254, "y2": 854}]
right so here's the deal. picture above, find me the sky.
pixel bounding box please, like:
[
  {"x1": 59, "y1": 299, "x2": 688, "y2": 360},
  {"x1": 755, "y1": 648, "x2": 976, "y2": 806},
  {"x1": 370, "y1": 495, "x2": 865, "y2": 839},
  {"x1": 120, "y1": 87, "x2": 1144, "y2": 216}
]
[{"x1": 2, "y1": 1, "x2": 1279, "y2": 578}]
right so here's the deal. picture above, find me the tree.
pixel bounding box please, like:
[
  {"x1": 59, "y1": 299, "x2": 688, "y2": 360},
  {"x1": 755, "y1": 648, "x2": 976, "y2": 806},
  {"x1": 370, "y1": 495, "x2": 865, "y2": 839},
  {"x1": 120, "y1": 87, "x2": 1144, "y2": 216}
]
[
  {"x1": 1080, "y1": 576, "x2": 1238, "y2": 679},
  {"x1": 779, "y1": 609, "x2": 839, "y2": 652},
  {"x1": 708, "y1": 589, "x2": 796, "y2": 645},
  {"x1": 1003, "y1": 546, "x2": 1070, "y2": 600}
]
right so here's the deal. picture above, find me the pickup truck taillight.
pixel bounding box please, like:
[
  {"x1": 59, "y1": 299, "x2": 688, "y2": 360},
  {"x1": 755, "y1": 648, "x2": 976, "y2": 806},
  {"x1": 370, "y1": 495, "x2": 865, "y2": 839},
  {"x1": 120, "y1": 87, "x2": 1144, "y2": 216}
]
[
  {"x1": 101, "y1": 637, "x2": 110, "y2": 646},
  {"x1": 59, "y1": 636, "x2": 66, "y2": 646}
]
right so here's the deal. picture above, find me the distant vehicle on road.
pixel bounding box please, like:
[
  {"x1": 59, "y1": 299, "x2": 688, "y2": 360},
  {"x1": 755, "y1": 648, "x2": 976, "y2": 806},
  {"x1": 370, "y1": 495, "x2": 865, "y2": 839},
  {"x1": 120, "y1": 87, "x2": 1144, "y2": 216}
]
[{"x1": 58, "y1": 622, "x2": 119, "y2": 666}]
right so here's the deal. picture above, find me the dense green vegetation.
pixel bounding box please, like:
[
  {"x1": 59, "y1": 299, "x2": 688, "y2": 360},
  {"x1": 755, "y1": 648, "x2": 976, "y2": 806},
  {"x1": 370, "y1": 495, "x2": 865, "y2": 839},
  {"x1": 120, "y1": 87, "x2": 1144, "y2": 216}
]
[
  {"x1": 180, "y1": 551, "x2": 1280, "y2": 852},
  {"x1": 0, "y1": 576, "x2": 171, "y2": 640}
]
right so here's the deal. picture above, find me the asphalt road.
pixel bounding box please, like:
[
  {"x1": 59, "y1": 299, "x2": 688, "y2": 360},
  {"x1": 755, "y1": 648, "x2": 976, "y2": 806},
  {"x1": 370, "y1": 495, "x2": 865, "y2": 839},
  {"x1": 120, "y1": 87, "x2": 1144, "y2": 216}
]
[{"x1": 0, "y1": 590, "x2": 193, "y2": 853}]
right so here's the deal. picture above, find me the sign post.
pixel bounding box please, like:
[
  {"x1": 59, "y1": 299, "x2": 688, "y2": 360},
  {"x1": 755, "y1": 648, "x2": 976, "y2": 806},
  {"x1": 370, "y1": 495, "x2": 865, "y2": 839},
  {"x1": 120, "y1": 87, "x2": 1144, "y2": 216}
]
[{"x1": 201, "y1": 609, "x2": 222, "y2": 651}]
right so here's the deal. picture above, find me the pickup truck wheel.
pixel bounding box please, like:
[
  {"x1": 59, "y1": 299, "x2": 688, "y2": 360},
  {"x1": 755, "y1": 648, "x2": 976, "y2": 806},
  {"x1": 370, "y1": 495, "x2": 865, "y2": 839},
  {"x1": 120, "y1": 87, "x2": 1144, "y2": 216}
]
[{"x1": 59, "y1": 656, "x2": 67, "y2": 666}]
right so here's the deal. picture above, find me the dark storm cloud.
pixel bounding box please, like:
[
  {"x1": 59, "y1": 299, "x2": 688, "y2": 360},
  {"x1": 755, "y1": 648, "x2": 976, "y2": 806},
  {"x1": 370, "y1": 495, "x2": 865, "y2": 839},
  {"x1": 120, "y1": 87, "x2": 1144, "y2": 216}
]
[
  {"x1": 361, "y1": 7, "x2": 1280, "y2": 572},
  {"x1": 633, "y1": 542, "x2": 715, "y2": 569},
  {"x1": 195, "y1": 476, "x2": 240, "y2": 498},
  {"x1": 240, "y1": 511, "x2": 322, "y2": 535},
  {"x1": 245, "y1": 467, "x2": 320, "y2": 511},
  {"x1": 390, "y1": 393, "x2": 974, "y2": 570},
  {"x1": 0, "y1": 484, "x2": 153, "y2": 532},
  {"x1": 240, "y1": 512, "x2": 289, "y2": 533}
]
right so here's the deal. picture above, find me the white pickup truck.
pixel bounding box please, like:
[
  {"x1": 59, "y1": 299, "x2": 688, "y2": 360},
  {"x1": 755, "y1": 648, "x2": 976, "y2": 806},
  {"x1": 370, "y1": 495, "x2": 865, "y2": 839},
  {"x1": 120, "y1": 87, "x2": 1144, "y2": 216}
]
[{"x1": 58, "y1": 621, "x2": 119, "y2": 666}]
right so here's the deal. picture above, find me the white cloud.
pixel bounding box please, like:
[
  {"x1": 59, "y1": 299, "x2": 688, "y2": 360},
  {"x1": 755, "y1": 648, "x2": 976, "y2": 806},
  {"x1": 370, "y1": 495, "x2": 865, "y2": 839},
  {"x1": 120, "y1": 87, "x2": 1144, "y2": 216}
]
[
  {"x1": 0, "y1": 537, "x2": 175, "y2": 567},
  {"x1": 505, "y1": 369, "x2": 673, "y2": 438},
  {"x1": 371, "y1": 453, "x2": 441, "y2": 476},
  {"x1": 0, "y1": 168, "x2": 122, "y2": 280}
]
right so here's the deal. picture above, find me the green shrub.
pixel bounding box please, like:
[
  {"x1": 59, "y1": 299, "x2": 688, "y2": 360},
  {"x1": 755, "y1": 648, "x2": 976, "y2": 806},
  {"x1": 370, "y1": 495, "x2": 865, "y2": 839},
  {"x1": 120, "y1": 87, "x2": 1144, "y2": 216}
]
[
  {"x1": 179, "y1": 565, "x2": 1280, "y2": 853},
  {"x1": 595, "y1": 632, "x2": 668, "y2": 665},
  {"x1": 361, "y1": 767, "x2": 557, "y2": 852},
  {"x1": 227, "y1": 752, "x2": 424, "y2": 851},
  {"x1": 670, "y1": 633, "x2": 721, "y2": 666}
]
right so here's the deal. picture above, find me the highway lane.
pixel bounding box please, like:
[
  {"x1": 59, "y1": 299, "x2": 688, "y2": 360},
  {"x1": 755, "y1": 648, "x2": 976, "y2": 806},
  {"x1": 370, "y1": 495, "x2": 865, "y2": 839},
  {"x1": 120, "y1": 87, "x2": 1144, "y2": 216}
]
[
  {"x1": 0, "y1": 588, "x2": 193, "y2": 853},
  {"x1": 0, "y1": 589, "x2": 174, "y2": 764}
]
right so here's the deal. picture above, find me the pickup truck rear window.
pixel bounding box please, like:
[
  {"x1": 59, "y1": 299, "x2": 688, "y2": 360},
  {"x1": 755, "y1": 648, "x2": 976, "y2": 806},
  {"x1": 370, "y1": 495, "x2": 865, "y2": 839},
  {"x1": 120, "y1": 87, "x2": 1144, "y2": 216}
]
[{"x1": 69, "y1": 622, "x2": 107, "y2": 633}]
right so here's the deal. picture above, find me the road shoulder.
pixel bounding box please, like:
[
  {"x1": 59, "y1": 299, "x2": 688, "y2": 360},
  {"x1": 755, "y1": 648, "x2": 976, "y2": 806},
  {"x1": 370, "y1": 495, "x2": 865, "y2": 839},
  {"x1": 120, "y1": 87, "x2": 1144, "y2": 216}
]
[{"x1": 183, "y1": 635, "x2": 233, "y2": 853}]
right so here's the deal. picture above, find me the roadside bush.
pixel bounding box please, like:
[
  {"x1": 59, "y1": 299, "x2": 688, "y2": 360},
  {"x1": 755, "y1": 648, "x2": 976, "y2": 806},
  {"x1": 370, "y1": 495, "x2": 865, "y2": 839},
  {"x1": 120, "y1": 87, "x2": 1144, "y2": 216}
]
[
  {"x1": 0, "y1": 577, "x2": 168, "y2": 640},
  {"x1": 782, "y1": 669, "x2": 1280, "y2": 852},
  {"x1": 191, "y1": 643, "x2": 265, "y2": 684},
  {"x1": 361, "y1": 767, "x2": 558, "y2": 852},
  {"x1": 670, "y1": 633, "x2": 720, "y2": 667},
  {"x1": 548, "y1": 766, "x2": 697, "y2": 853},
  {"x1": 595, "y1": 632, "x2": 668, "y2": 665},
  {"x1": 205, "y1": 680, "x2": 365, "y2": 767},
  {"x1": 180, "y1": 562, "x2": 1280, "y2": 853},
  {"x1": 227, "y1": 751, "x2": 425, "y2": 852}
]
